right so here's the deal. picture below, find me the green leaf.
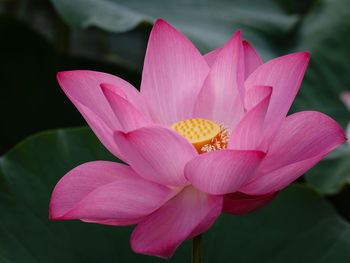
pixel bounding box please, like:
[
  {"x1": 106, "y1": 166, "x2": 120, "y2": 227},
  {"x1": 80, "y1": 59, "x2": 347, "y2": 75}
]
[
  {"x1": 295, "y1": 0, "x2": 350, "y2": 193},
  {"x1": 305, "y1": 145, "x2": 350, "y2": 194},
  {"x1": 1, "y1": 127, "x2": 350, "y2": 262},
  {"x1": 51, "y1": 0, "x2": 298, "y2": 60},
  {"x1": 293, "y1": 0, "x2": 350, "y2": 127}
]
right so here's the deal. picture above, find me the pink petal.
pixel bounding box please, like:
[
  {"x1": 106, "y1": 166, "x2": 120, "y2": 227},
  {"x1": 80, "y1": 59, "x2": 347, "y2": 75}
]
[
  {"x1": 243, "y1": 40, "x2": 263, "y2": 79},
  {"x1": 195, "y1": 31, "x2": 245, "y2": 129},
  {"x1": 203, "y1": 47, "x2": 222, "y2": 67},
  {"x1": 57, "y1": 71, "x2": 145, "y2": 157},
  {"x1": 228, "y1": 86, "x2": 272, "y2": 151},
  {"x1": 223, "y1": 191, "x2": 277, "y2": 215},
  {"x1": 73, "y1": 102, "x2": 122, "y2": 157},
  {"x1": 99, "y1": 82, "x2": 128, "y2": 99},
  {"x1": 58, "y1": 70, "x2": 143, "y2": 127},
  {"x1": 241, "y1": 155, "x2": 326, "y2": 195},
  {"x1": 184, "y1": 149, "x2": 265, "y2": 195},
  {"x1": 114, "y1": 125, "x2": 198, "y2": 186},
  {"x1": 82, "y1": 218, "x2": 143, "y2": 226},
  {"x1": 140, "y1": 19, "x2": 209, "y2": 125},
  {"x1": 101, "y1": 84, "x2": 152, "y2": 132},
  {"x1": 203, "y1": 40, "x2": 262, "y2": 79},
  {"x1": 186, "y1": 198, "x2": 224, "y2": 240},
  {"x1": 131, "y1": 186, "x2": 223, "y2": 258},
  {"x1": 50, "y1": 161, "x2": 179, "y2": 221},
  {"x1": 245, "y1": 84, "x2": 273, "y2": 111},
  {"x1": 245, "y1": 52, "x2": 310, "y2": 142},
  {"x1": 240, "y1": 111, "x2": 346, "y2": 195},
  {"x1": 340, "y1": 91, "x2": 350, "y2": 111}
]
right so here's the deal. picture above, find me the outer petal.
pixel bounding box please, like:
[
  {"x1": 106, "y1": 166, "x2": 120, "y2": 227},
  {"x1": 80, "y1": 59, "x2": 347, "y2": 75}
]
[
  {"x1": 58, "y1": 70, "x2": 144, "y2": 127},
  {"x1": 228, "y1": 86, "x2": 272, "y2": 151},
  {"x1": 50, "y1": 161, "x2": 179, "y2": 221},
  {"x1": 114, "y1": 126, "x2": 198, "y2": 186},
  {"x1": 57, "y1": 71, "x2": 144, "y2": 157},
  {"x1": 82, "y1": 218, "x2": 143, "y2": 226},
  {"x1": 203, "y1": 40, "x2": 262, "y2": 79},
  {"x1": 223, "y1": 192, "x2": 277, "y2": 215},
  {"x1": 242, "y1": 40, "x2": 263, "y2": 79},
  {"x1": 131, "y1": 186, "x2": 223, "y2": 258},
  {"x1": 245, "y1": 52, "x2": 310, "y2": 142},
  {"x1": 195, "y1": 31, "x2": 245, "y2": 129},
  {"x1": 245, "y1": 84, "x2": 273, "y2": 110},
  {"x1": 241, "y1": 156, "x2": 326, "y2": 195},
  {"x1": 240, "y1": 111, "x2": 346, "y2": 195},
  {"x1": 185, "y1": 149, "x2": 265, "y2": 195},
  {"x1": 140, "y1": 19, "x2": 209, "y2": 125},
  {"x1": 101, "y1": 84, "x2": 152, "y2": 132},
  {"x1": 203, "y1": 47, "x2": 222, "y2": 67}
]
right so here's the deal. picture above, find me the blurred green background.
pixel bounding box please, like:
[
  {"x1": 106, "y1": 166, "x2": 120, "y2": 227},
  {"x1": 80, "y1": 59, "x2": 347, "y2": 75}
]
[{"x1": 1, "y1": 0, "x2": 350, "y2": 262}]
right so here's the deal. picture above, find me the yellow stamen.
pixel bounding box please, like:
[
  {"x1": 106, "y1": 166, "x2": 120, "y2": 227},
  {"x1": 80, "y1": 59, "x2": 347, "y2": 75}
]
[{"x1": 170, "y1": 118, "x2": 230, "y2": 153}]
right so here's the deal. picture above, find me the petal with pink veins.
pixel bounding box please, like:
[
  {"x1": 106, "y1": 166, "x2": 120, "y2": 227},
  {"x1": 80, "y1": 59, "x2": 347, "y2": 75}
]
[
  {"x1": 131, "y1": 186, "x2": 223, "y2": 258},
  {"x1": 240, "y1": 111, "x2": 346, "y2": 195},
  {"x1": 101, "y1": 84, "x2": 152, "y2": 132},
  {"x1": 203, "y1": 47, "x2": 223, "y2": 67},
  {"x1": 195, "y1": 31, "x2": 245, "y2": 129},
  {"x1": 140, "y1": 19, "x2": 209, "y2": 125},
  {"x1": 203, "y1": 40, "x2": 262, "y2": 79},
  {"x1": 241, "y1": 155, "x2": 327, "y2": 195},
  {"x1": 57, "y1": 71, "x2": 145, "y2": 157},
  {"x1": 228, "y1": 86, "x2": 272, "y2": 151},
  {"x1": 57, "y1": 70, "x2": 144, "y2": 128},
  {"x1": 245, "y1": 52, "x2": 310, "y2": 142},
  {"x1": 245, "y1": 84, "x2": 273, "y2": 111},
  {"x1": 223, "y1": 191, "x2": 277, "y2": 215},
  {"x1": 242, "y1": 40, "x2": 263, "y2": 79},
  {"x1": 185, "y1": 149, "x2": 265, "y2": 195},
  {"x1": 82, "y1": 218, "x2": 143, "y2": 226},
  {"x1": 73, "y1": 102, "x2": 122, "y2": 157},
  {"x1": 114, "y1": 125, "x2": 198, "y2": 186},
  {"x1": 50, "y1": 161, "x2": 179, "y2": 221}
]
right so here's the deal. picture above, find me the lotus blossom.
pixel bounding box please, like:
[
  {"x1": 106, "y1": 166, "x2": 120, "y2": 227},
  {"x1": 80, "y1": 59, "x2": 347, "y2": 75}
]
[{"x1": 49, "y1": 19, "x2": 346, "y2": 258}]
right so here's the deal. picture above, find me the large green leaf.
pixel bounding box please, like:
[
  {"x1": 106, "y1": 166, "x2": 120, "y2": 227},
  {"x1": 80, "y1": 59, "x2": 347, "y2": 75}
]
[
  {"x1": 293, "y1": 0, "x2": 350, "y2": 126},
  {"x1": 305, "y1": 145, "x2": 350, "y2": 194},
  {"x1": 51, "y1": 0, "x2": 298, "y2": 60},
  {"x1": 1, "y1": 127, "x2": 350, "y2": 262},
  {"x1": 298, "y1": 0, "x2": 350, "y2": 192}
]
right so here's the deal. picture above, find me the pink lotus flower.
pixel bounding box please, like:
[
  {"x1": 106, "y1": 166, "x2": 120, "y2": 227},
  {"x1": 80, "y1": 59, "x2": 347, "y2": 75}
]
[{"x1": 50, "y1": 19, "x2": 346, "y2": 258}]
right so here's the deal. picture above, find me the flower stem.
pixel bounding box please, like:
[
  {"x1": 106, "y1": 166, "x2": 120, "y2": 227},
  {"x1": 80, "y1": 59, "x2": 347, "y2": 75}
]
[{"x1": 191, "y1": 234, "x2": 203, "y2": 263}]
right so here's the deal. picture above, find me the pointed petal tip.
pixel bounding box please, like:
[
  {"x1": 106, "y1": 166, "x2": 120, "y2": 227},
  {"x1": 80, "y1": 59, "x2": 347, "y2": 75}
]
[
  {"x1": 100, "y1": 83, "x2": 121, "y2": 97},
  {"x1": 291, "y1": 51, "x2": 310, "y2": 61},
  {"x1": 56, "y1": 71, "x2": 70, "y2": 83},
  {"x1": 303, "y1": 51, "x2": 310, "y2": 58},
  {"x1": 153, "y1": 18, "x2": 173, "y2": 31},
  {"x1": 154, "y1": 18, "x2": 167, "y2": 25},
  {"x1": 231, "y1": 29, "x2": 242, "y2": 40}
]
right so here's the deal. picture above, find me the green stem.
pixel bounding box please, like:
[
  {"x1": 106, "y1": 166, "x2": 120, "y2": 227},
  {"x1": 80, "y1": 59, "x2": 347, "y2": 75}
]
[{"x1": 191, "y1": 234, "x2": 203, "y2": 263}]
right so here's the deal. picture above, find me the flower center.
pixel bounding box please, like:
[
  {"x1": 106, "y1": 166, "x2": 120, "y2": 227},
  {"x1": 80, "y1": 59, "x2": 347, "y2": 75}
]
[{"x1": 170, "y1": 118, "x2": 230, "y2": 153}]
